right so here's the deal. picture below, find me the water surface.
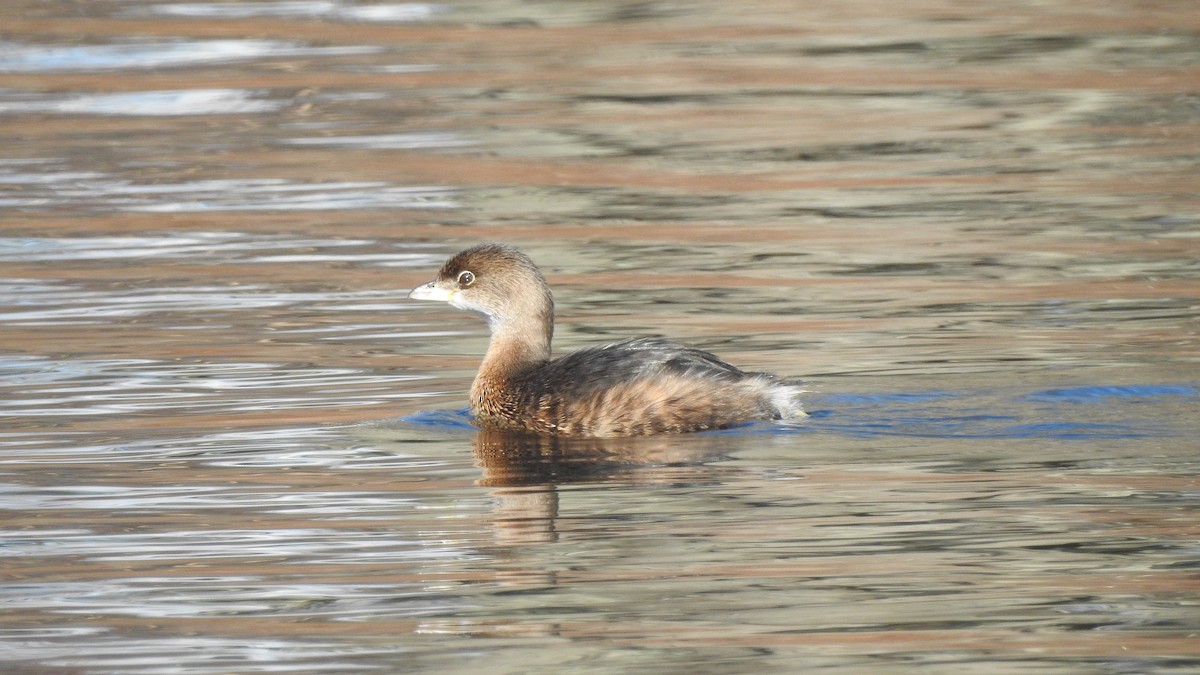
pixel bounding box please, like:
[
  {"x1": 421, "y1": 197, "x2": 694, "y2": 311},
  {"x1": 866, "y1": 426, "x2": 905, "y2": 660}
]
[{"x1": 1, "y1": 1, "x2": 1198, "y2": 672}]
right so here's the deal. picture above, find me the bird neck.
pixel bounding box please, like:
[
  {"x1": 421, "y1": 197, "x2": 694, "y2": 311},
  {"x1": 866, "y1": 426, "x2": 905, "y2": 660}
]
[{"x1": 476, "y1": 294, "x2": 554, "y2": 383}]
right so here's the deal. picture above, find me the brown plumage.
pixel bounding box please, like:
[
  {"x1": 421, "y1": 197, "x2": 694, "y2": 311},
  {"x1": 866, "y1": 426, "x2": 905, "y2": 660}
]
[{"x1": 408, "y1": 244, "x2": 804, "y2": 437}]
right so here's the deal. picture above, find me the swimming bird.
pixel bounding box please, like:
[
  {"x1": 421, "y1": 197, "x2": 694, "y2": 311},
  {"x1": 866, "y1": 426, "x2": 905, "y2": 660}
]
[{"x1": 408, "y1": 244, "x2": 804, "y2": 437}]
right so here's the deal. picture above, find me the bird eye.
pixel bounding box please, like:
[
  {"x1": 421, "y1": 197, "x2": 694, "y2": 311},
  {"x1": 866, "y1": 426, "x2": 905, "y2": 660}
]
[{"x1": 457, "y1": 270, "x2": 475, "y2": 286}]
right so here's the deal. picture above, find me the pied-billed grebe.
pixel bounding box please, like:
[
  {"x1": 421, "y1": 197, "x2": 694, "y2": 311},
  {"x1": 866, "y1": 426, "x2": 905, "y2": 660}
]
[{"x1": 408, "y1": 244, "x2": 804, "y2": 437}]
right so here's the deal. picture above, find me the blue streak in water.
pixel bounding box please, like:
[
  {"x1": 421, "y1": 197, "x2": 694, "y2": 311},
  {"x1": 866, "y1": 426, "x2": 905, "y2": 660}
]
[
  {"x1": 1025, "y1": 384, "x2": 1197, "y2": 403},
  {"x1": 400, "y1": 408, "x2": 476, "y2": 430}
]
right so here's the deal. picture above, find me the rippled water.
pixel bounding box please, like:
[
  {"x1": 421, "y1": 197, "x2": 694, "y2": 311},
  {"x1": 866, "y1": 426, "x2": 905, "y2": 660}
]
[{"x1": 1, "y1": 1, "x2": 1198, "y2": 673}]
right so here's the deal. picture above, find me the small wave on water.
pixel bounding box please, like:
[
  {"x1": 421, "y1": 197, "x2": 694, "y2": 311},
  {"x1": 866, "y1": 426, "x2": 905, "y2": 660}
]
[
  {"x1": 1024, "y1": 384, "x2": 1198, "y2": 402},
  {"x1": 0, "y1": 89, "x2": 286, "y2": 116},
  {"x1": 0, "y1": 176, "x2": 456, "y2": 212},
  {"x1": 0, "y1": 231, "x2": 444, "y2": 265},
  {"x1": 804, "y1": 385, "x2": 1196, "y2": 440},
  {"x1": 0, "y1": 39, "x2": 379, "y2": 72},
  {"x1": 143, "y1": 1, "x2": 445, "y2": 23},
  {"x1": 399, "y1": 384, "x2": 1197, "y2": 442},
  {"x1": 0, "y1": 355, "x2": 434, "y2": 419}
]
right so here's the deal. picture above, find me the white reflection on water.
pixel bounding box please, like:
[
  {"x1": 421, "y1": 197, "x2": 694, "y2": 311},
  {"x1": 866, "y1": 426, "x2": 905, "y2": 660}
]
[
  {"x1": 0, "y1": 282, "x2": 419, "y2": 323},
  {"x1": 0, "y1": 578, "x2": 459, "y2": 619},
  {"x1": 0, "y1": 357, "x2": 434, "y2": 416},
  {"x1": 0, "y1": 635, "x2": 401, "y2": 673},
  {"x1": 148, "y1": 1, "x2": 445, "y2": 23},
  {"x1": 0, "y1": 166, "x2": 458, "y2": 211},
  {"x1": 280, "y1": 132, "x2": 473, "y2": 149},
  {"x1": 0, "y1": 528, "x2": 473, "y2": 564},
  {"x1": 0, "y1": 231, "x2": 443, "y2": 264},
  {"x1": 0, "y1": 482, "x2": 444, "y2": 520},
  {"x1": 0, "y1": 89, "x2": 285, "y2": 116},
  {"x1": 61, "y1": 179, "x2": 453, "y2": 212},
  {"x1": 0, "y1": 425, "x2": 454, "y2": 469},
  {"x1": 0, "y1": 39, "x2": 379, "y2": 72}
]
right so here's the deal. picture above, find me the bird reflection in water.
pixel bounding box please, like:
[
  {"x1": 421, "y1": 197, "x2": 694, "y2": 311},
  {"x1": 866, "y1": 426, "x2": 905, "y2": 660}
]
[
  {"x1": 472, "y1": 428, "x2": 733, "y2": 549},
  {"x1": 413, "y1": 428, "x2": 739, "y2": 636}
]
